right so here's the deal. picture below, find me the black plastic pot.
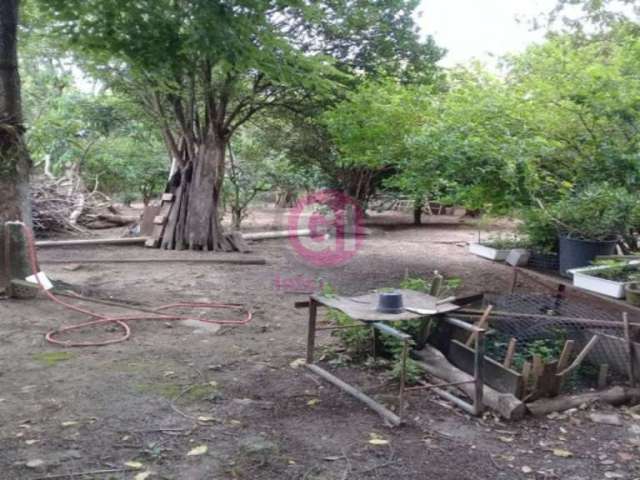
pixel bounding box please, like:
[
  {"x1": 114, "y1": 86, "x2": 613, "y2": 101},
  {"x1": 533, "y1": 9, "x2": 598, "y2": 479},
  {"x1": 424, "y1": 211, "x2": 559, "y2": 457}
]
[
  {"x1": 527, "y1": 250, "x2": 560, "y2": 272},
  {"x1": 376, "y1": 292, "x2": 404, "y2": 314},
  {"x1": 558, "y1": 235, "x2": 618, "y2": 277}
]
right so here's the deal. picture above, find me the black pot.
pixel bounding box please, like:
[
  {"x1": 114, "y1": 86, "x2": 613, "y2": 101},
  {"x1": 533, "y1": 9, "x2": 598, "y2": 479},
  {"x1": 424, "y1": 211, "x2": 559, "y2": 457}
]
[
  {"x1": 376, "y1": 292, "x2": 404, "y2": 314},
  {"x1": 527, "y1": 250, "x2": 560, "y2": 272},
  {"x1": 558, "y1": 234, "x2": 618, "y2": 277}
]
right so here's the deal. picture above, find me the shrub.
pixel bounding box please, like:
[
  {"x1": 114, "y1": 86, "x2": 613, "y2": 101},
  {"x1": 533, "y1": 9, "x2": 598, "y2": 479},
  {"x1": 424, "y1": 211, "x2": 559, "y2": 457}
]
[{"x1": 547, "y1": 184, "x2": 638, "y2": 241}]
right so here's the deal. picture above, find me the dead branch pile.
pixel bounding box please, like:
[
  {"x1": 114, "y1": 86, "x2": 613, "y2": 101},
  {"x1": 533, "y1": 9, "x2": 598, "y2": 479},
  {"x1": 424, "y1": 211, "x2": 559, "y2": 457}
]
[{"x1": 31, "y1": 176, "x2": 138, "y2": 235}]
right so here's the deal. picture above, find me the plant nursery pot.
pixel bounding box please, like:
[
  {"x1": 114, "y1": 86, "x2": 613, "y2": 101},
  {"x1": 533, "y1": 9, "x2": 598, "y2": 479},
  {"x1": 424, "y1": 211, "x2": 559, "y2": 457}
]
[
  {"x1": 626, "y1": 283, "x2": 640, "y2": 306},
  {"x1": 468, "y1": 243, "x2": 511, "y2": 261},
  {"x1": 376, "y1": 292, "x2": 404, "y2": 314},
  {"x1": 569, "y1": 264, "x2": 634, "y2": 298},
  {"x1": 558, "y1": 235, "x2": 617, "y2": 277},
  {"x1": 527, "y1": 250, "x2": 560, "y2": 272}
]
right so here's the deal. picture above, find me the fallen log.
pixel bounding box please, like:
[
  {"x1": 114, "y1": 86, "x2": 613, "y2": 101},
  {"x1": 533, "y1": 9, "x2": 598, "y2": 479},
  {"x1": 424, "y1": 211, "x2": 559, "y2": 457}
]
[
  {"x1": 95, "y1": 213, "x2": 139, "y2": 225},
  {"x1": 527, "y1": 386, "x2": 640, "y2": 416},
  {"x1": 413, "y1": 345, "x2": 526, "y2": 420},
  {"x1": 36, "y1": 237, "x2": 147, "y2": 248},
  {"x1": 40, "y1": 257, "x2": 266, "y2": 265},
  {"x1": 243, "y1": 229, "x2": 318, "y2": 241}
]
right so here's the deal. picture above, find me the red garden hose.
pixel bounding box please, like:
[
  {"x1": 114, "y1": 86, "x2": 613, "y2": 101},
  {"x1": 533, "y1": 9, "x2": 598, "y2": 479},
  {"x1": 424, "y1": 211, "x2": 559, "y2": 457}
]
[{"x1": 18, "y1": 223, "x2": 252, "y2": 347}]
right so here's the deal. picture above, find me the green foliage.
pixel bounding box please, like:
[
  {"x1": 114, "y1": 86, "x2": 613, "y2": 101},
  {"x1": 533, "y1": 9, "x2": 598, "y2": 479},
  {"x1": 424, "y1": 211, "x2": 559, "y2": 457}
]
[
  {"x1": 546, "y1": 184, "x2": 639, "y2": 241},
  {"x1": 589, "y1": 260, "x2": 640, "y2": 281},
  {"x1": 518, "y1": 208, "x2": 559, "y2": 253},
  {"x1": 18, "y1": 25, "x2": 168, "y2": 201},
  {"x1": 508, "y1": 28, "x2": 640, "y2": 196},
  {"x1": 487, "y1": 329, "x2": 568, "y2": 372},
  {"x1": 479, "y1": 235, "x2": 529, "y2": 250}
]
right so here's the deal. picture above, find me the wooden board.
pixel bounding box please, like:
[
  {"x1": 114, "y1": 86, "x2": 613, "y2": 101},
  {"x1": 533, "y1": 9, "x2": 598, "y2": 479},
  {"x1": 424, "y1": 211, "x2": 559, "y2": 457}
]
[
  {"x1": 311, "y1": 289, "x2": 460, "y2": 323},
  {"x1": 146, "y1": 198, "x2": 173, "y2": 248},
  {"x1": 447, "y1": 339, "x2": 524, "y2": 398},
  {"x1": 140, "y1": 204, "x2": 161, "y2": 236}
]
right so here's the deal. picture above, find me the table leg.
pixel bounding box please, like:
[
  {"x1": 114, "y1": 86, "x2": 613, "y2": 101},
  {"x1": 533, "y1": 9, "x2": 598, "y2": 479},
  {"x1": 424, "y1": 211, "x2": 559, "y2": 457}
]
[
  {"x1": 473, "y1": 329, "x2": 485, "y2": 415},
  {"x1": 306, "y1": 298, "x2": 317, "y2": 364},
  {"x1": 398, "y1": 338, "x2": 408, "y2": 419}
]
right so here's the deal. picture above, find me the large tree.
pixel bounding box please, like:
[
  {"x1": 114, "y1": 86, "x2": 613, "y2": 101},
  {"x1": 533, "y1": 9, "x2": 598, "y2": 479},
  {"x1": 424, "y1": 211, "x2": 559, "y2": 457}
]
[
  {"x1": 36, "y1": 0, "x2": 440, "y2": 251},
  {"x1": 0, "y1": 0, "x2": 32, "y2": 289},
  {"x1": 0, "y1": 0, "x2": 31, "y2": 222}
]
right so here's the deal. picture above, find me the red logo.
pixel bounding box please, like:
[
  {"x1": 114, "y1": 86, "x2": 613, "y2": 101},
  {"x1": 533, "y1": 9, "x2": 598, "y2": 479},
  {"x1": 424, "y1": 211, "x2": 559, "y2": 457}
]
[{"x1": 287, "y1": 190, "x2": 365, "y2": 267}]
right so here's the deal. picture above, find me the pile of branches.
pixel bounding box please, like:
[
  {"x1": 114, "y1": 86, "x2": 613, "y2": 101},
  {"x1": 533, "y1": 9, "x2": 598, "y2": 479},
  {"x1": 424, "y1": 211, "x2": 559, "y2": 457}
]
[{"x1": 31, "y1": 175, "x2": 138, "y2": 236}]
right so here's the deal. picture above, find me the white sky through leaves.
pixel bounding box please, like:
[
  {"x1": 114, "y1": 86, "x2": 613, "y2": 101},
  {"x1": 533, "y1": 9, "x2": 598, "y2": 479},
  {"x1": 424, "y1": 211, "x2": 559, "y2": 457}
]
[{"x1": 417, "y1": 0, "x2": 557, "y2": 67}]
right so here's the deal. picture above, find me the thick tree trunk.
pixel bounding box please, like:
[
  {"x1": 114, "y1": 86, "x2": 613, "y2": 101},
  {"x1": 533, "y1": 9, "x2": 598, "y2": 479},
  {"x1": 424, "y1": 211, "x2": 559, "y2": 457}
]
[
  {"x1": 0, "y1": 0, "x2": 32, "y2": 290},
  {"x1": 275, "y1": 189, "x2": 296, "y2": 208},
  {"x1": 161, "y1": 133, "x2": 244, "y2": 251}
]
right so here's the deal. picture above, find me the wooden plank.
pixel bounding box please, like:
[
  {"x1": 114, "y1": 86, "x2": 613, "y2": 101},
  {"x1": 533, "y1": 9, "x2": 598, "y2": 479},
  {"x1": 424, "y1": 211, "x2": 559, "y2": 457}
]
[
  {"x1": 465, "y1": 304, "x2": 493, "y2": 347},
  {"x1": 521, "y1": 361, "x2": 532, "y2": 397},
  {"x1": 533, "y1": 360, "x2": 559, "y2": 399},
  {"x1": 557, "y1": 340, "x2": 576, "y2": 372},
  {"x1": 550, "y1": 340, "x2": 576, "y2": 395},
  {"x1": 447, "y1": 339, "x2": 523, "y2": 397},
  {"x1": 503, "y1": 338, "x2": 517, "y2": 369},
  {"x1": 557, "y1": 335, "x2": 600, "y2": 377},
  {"x1": 149, "y1": 198, "x2": 174, "y2": 248},
  {"x1": 311, "y1": 290, "x2": 460, "y2": 323},
  {"x1": 140, "y1": 204, "x2": 162, "y2": 236}
]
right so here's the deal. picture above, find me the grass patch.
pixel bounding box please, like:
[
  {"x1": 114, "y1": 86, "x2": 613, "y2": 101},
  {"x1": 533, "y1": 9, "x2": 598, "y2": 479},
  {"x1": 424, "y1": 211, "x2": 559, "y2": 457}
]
[
  {"x1": 135, "y1": 382, "x2": 220, "y2": 402},
  {"x1": 32, "y1": 351, "x2": 75, "y2": 366}
]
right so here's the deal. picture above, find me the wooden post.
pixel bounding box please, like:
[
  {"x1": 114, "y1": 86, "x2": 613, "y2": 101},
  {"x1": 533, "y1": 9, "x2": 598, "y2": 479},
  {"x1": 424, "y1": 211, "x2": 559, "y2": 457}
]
[
  {"x1": 521, "y1": 361, "x2": 532, "y2": 396},
  {"x1": 474, "y1": 329, "x2": 485, "y2": 415},
  {"x1": 623, "y1": 313, "x2": 637, "y2": 387},
  {"x1": 557, "y1": 340, "x2": 576, "y2": 372},
  {"x1": 430, "y1": 273, "x2": 443, "y2": 297},
  {"x1": 510, "y1": 267, "x2": 518, "y2": 294},
  {"x1": 597, "y1": 364, "x2": 609, "y2": 390},
  {"x1": 306, "y1": 298, "x2": 318, "y2": 364},
  {"x1": 398, "y1": 339, "x2": 408, "y2": 418},
  {"x1": 532, "y1": 355, "x2": 544, "y2": 391},
  {"x1": 503, "y1": 338, "x2": 517, "y2": 368},
  {"x1": 466, "y1": 305, "x2": 493, "y2": 347},
  {"x1": 551, "y1": 340, "x2": 576, "y2": 395}
]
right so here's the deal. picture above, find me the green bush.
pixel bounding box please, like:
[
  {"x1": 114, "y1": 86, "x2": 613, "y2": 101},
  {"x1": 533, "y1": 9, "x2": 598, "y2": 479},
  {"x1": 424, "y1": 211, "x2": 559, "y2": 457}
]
[
  {"x1": 547, "y1": 184, "x2": 638, "y2": 241},
  {"x1": 518, "y1": 208, "x2": 558, "y2": 253}
]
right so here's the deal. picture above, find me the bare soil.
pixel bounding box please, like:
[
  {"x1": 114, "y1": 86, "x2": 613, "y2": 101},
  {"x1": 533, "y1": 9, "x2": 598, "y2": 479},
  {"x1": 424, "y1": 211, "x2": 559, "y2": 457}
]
[{"x1": 1, "y1": 210, "x2": 639, "y2": 480}]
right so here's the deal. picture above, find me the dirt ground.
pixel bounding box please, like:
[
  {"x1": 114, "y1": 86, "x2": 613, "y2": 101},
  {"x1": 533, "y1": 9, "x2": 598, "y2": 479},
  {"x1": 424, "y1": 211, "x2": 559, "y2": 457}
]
[{"x1": 1, "y1": 209, "x2": 639, "y2": 480}]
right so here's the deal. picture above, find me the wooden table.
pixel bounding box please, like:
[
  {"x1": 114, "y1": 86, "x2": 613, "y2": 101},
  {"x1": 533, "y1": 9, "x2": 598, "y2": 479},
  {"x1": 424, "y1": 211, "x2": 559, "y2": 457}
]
[{"x1": 301, "y1": 290, "x2": 485, "y2": 425}]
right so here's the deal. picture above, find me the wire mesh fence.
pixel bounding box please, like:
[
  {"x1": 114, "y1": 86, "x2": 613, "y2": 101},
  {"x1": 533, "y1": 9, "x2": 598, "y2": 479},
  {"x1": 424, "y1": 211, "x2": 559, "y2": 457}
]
[{"x1": 472, "y1": 272, "x2": 640, "y2": 389}]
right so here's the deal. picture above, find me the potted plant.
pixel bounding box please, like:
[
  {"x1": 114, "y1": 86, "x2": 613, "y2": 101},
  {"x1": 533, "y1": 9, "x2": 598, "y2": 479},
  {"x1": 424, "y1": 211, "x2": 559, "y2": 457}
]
[
  {"x1": 518, "y1": 208, "x2": 559, "y2": 271},
  {"x1": 625, "y1": 282, "x2": 640, "y2": 306},
  {"x1": 469, "y1": 234, "x2": 528, "y2": 261},
  {"x1": 546, "y1": 185, "x2": 638, "y2": 276},
  {"x1": 570, "y1": 260, "x2": 640, "y2": 298}
]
